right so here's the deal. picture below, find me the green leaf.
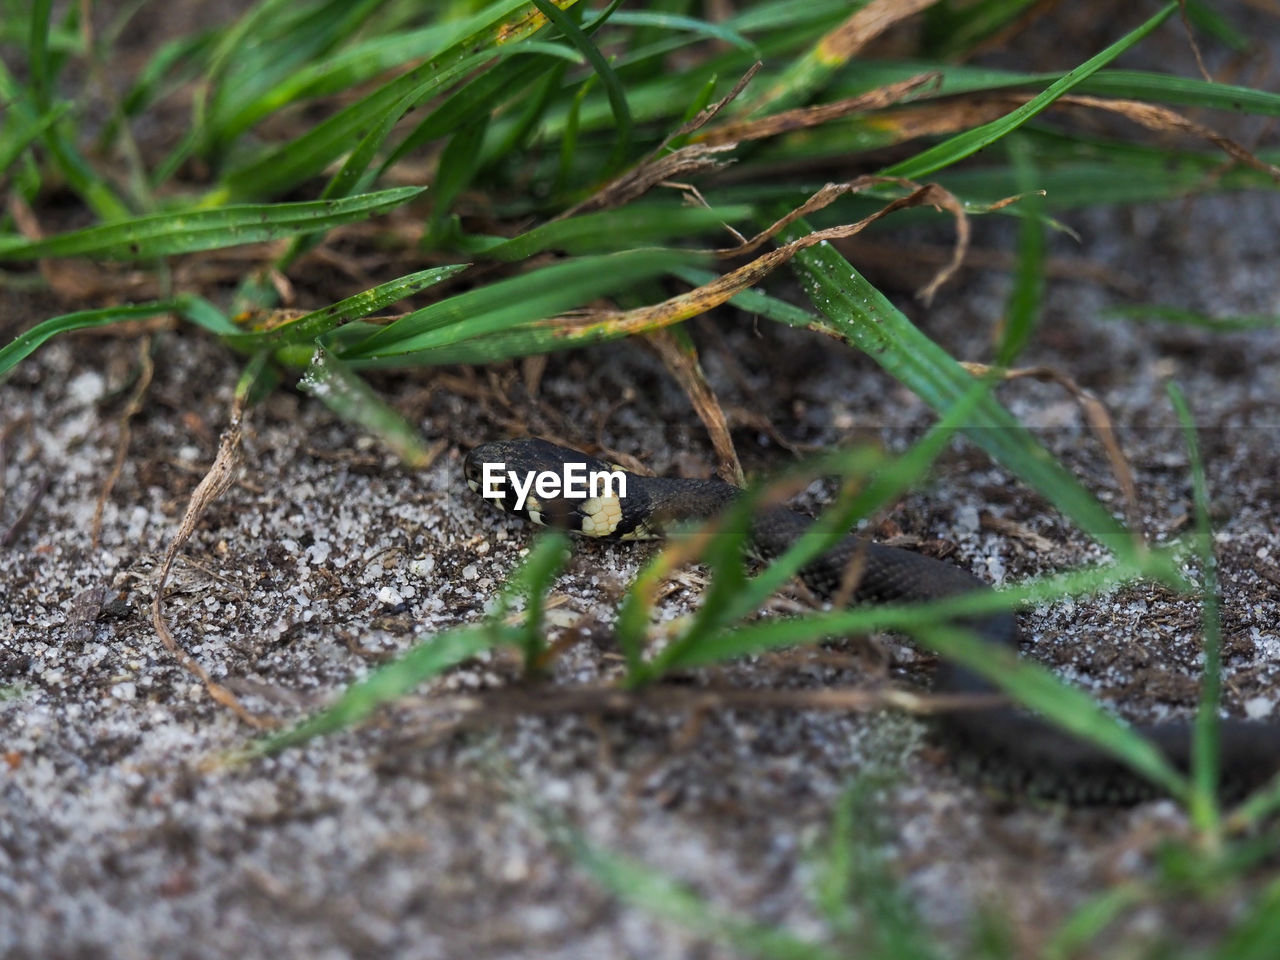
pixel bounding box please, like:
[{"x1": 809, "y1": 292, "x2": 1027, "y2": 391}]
[
  {"x1": 0, "y1": 300, "x2": 185, "y2": 378},
  {"x1": 491, "y1": 532, "x2": 571, "y2": 674},
  {"x1": 480, "y1": 204, "x2": 752, "y2": 261},
  {"x1": 1169, "y1": 383, "x2": 1223, "y2": 836},
  {"x1": 216, "y1": 0, "x2": 577, "y2": 200},
  {"x1": 996, "y1": 136, "x2": 1045, "y2": 367},
  {"x1": 248, "y1": 625, "x2": 504, "y2": 756},
  {"x1": 530, "y1": 0, "x2": 632, "y2": 172},
  {"x1": 0, "y1": 187, "x2": 425, "y2": 261},
  {"x1": 343, "y1": 248, "x2": 695, "y2": 359},
  {"x1": 0, "y1": 98, "x2": 70, "y2": 177},
  {"x1": 224, "y1": 264, "x2": 470, "y2": 350},
  {"x1": 782, "y1": 219, "x2": 1135, "y2": 557},
  {"x1": 882, "y1": 2, "x2": 1178, "y2": 180},
  {"x1": 296, "y1": 347, "x2": 438, "y2": 467},
  {"x1": 1107, "y1": 304, "x2": 1280, "y2": 331}
]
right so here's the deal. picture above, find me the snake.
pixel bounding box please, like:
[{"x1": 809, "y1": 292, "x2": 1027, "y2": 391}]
[{"x1": 464, "y1": 437, "x2": 1279, "y2": 804}]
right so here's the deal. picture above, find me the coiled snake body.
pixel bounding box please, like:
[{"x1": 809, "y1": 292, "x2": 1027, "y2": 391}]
[{"x1": 465, "y1": 438, "x2": 1278, "y2": 804}]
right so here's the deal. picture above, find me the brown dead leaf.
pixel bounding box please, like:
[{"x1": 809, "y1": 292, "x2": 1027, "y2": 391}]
[
  {"x1": 645, "y1": 329, "x2": 744, "y2": 485},
  {"x1": 558, "y1": 63, "x2": 761, "y2": 219},
  {"x1": 151, "y1": 395, "x2": 274, "y2": 728},
  {"x1": 549, "y1": 178, "x2": 975, "y2": 343},
  {"x1": 816, "y1": 0, "x2": 942, "y2": 62},
  {"x1": 961, "y1": 361, "x2": 1143, "y2": 543},
  {"x1": 696, "y1": 73, "x2": 941, "y2": 147}
]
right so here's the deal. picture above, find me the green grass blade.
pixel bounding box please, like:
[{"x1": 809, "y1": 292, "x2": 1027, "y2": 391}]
[
  {"x1": 552, "y1": 824, "x2": 844, "y2": 960},
  {"x1": 26, "y1": 0, "x2": 54, "y2": 109},
  {"x1": 343, "y1": 248, "x2": 696, "y2": 359},
  {"x1": 728, "y1": 376, "x2": 996, "y2": 626},
  {"x1": 20, "y1": 0, "x2": 128, "y2": 219},
  {"x1": 0, "y1": 98, "x2": 70, "y2": 176},
  {"x1": 296, "y1": 347, "x2": 439, "y2": 467},
  {"x1": 530, "y1": 0, "x2": 632, "y2": 172},
  {"x1": 0, "y1": 187, "x2": 425, "y2": 261},
  {"x1": 381, "y1": 39, "x2": 583, "y2": 176},
  {"x1": 210, "y1": 23, "x2": 462, "y2": 145},
  {"x1": 782, "y1": 219, "x2": 1135, "y2": 558},
  {"x1": 1214, "y1": 876, "x2": 1280, "y2": 960},
  {"x1": 918, "y1": 622, "x2": 1188, "y2": 799},
  {"x1": 882, "y1": 2, "x2": 1178, "y2": 180},
  {"x1": 924, "y1": 0, "x2": 1040, "y2": 58},
  {"x1": 1107, "y1": 304, "x2": 1280, "y2": 331},
  {"x1": 248, "y1": 625, "x2": 505, "y2": 756},
  {"x1": 0, "y1": 300, "x2": 185, "y2": 377},
  {"x1": 425, "y1": 116, "x2": 491, "y2": 244},
  {"x1": 996, "y1": 136, "x2": 1045, "y2": 366},
  {"x1": 224, "y1": 264, "x2": 470, "y2": 351},
  {"x1": 840, "y1": 64, "x2": 1280, "y2": 118},
  {"x1": 1042, "y1": 883, "x2": 1145, "y2": 960},
  {"x1": 216, "y1": 0, "x2": 578, "y2": 201},
  {"x1": 608, "y1": 10, "x2": 760, "y2": 55},
  {"x1": 492, "y1": 531, "x2": 571, "y2": 673},
  {"x1": 664, "y1": 546, "x2": 1189, "y2": 670},
  {"x1": 1169, "y1": 383, "x2": 1223, "y2": 837},
  {"x1": 479, "y1": 204, "x2": 753, "y2": 261}
]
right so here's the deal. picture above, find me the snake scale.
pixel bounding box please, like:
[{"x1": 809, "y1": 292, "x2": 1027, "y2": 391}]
[{"x1": 465, "y1": 437, "x2": 1279, "y2": 804}]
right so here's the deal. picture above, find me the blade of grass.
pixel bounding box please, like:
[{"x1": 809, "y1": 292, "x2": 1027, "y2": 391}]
[
  {"x1": 996, "y1": 135, "x2": 1044, "y2": 367},
  {"x1": 782, "y1": 218, "x2": 1136, "y2": 558},
  {"x1": 0, "y1": 187, "x2": 425, "y2": 261},
  {"x1": 837, "y1": 64, "x2": 1280, "y2": 117},
  {"x1": 424, "y1": 116, "x2": 491, "y2": 245},
  {"x1": 246, "y1": 625, "x2": 507, "y2": 756},
  {"x1": 1168, "y1": 382, "x2": 1222, "y2": 839},
  {"x1": 22, "y1": 0, "x2": 129, "y2": 219},
  {"x1": 530, "y1": 0, "x2": 632, "y2": 173},
  {"x1": 608, "y1": 10, "x2": 760, "y2": 56},
  {"x1": 662, "y1": 544, "x2": 1189, "y2": 671},
  {"x1": 296, "y1": 347, "x2": 438, "y2": 467},
  {"x1": 1107, "y1": 304, "x2": 1280, "y2": 331},
  {"x1": 490, "y1": 531, "x2": 571, "y2": 674},
  {"x1": 342, "y1": 248, "x2": 697, "y2": 359},
  {"x1": 224, "y1": 264, "x2": 470, "y2": 351},
  {"x1": 917, "y1": 622, "x2": 1188, "y2": 799},
  {"x1": 215, "y1": 0, "x2": 579, "y2": 201},
  {"x1": 1214, "y1": 876, "x2": 1280, "y2": 960},
  {"x1": 550, "y1": 821, "x2": 844, "y2": 960},
  {"x1": 636, "y1": 376, "x2": 996, "y2": 686},
  {"x1": 0, "y1": 300, "x2": 185, "y2": 377},
  {"x1": 478, "y1": 204, "x2": 753, "y2": 261},
  {"x1": 881, "y1": 2, "x2": 1178, "y2": 180},
  {"x1": 1042, "y1": 883, "x2": 1147, "y2": 960},
  {"x1": 0, "y1": 98, "x2": 71, "y2": 177}
]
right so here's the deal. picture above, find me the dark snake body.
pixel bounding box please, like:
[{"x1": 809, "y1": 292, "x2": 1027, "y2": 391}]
[{"x1": 465, "y1": 438, "x2": 1279, "y2": 804}]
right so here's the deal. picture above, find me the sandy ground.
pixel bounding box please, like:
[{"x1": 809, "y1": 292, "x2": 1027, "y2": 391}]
[
  {"x1": 3, "y1": 186, "x2": 1278, "y2": 958},
  {"x1": 3, "y1": 9, "x2": 1280, "y2": 958}
]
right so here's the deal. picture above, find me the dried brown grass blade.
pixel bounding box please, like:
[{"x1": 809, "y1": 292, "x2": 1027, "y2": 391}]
[
  {"x1": 961, "y1": 362, "x2": 1143, "y2": 543},
  {"x1": 550, "y1": 179, "x2": 974, "y2": 343},
  {"x1": 559, "y1": 63, "x2": 761, "y2": 219},
  {"x1": 868, "y1": 94, "x2": 1280, "y2": 182},
  {"x1": 817, "y1": 0, "x2": 941, "y2": 62},
  {"x1": 696, "y1": 73, "x2": 941, "y2": 147},
  {"x1": 645, "y1": 329, "x2": 744, "y2": 485},
  {"x1": 150, "y1": 396, "x2": 274, "y2": 727}
]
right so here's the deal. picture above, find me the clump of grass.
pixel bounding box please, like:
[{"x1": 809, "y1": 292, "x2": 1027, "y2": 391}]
[{"x1": 3, "y1": 0, "x2": 1280, "y2": 954}]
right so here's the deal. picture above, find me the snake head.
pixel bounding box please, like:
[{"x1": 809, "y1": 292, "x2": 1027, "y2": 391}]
[{"x1": 464, "y1": 438, "x2": 637, "y2": 537}]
